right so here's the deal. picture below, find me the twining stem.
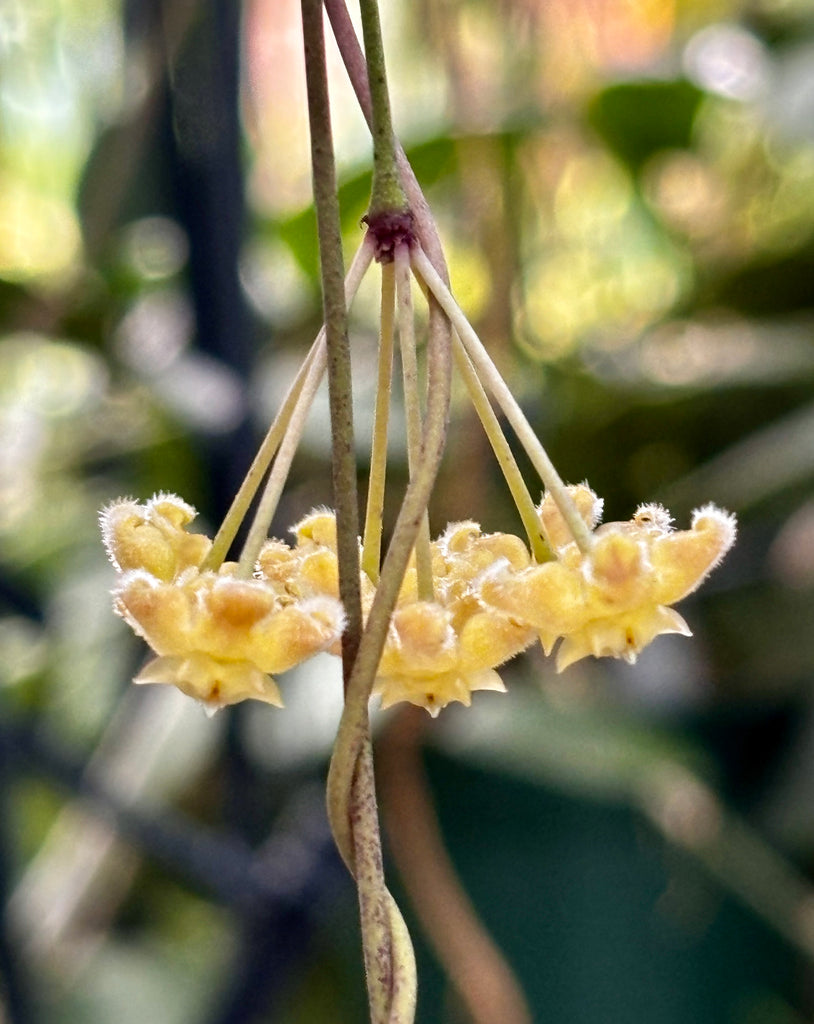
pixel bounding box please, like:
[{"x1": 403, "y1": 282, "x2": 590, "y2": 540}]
[
  {"x1": 324, "y1": 0, "x2": 449, "y2": 279},
  {"x1": 395, "y1": 243, "x2": 433, "y2": 600},
  {"x1": 321, "y1": 6, "x2": 453, "y2": 1021},
  {"x1": 326, "y1": 298, "x2": 449, "y2": 1018},
  {"x1": 452, "y1": 337, "x2": 552, "y2": 563},
  {"x1": 202, "y1": 239, "x2": 374, "y2": 574},
  {"x1": 327, "y1": 295, "x2": 452, "y2": 870},
  {"x1": 361, "y1": 261, "x2": 396, "y2": 583},
  {"x1": 325, "y1": 0, "x2": 453, "y2": 878},
  {"x1": 411, "y1": 245, "x2": 594, "y2": 554},
  {"x1": 301, "y1": 4, "x2": 400, "y2": 1023},
  {"x1": 300, "y1": 0, "x2": 362, "y2": 667},
  {"x1": 358, "y1": 0, "x2": 408, "y2": 216}
]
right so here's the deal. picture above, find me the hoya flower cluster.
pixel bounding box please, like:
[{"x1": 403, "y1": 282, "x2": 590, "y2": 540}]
[
  {"x1": 259, "y1": 514, "x2": 538, "y2": 716},
  {"x1": 100, "y1": 224, "x2": 737, "y2": 718},
  {"x1": 100, "y1": 494, "x2": 345, "y2": 714},
  {"x1": 101, "y1": 485, "x2": 736, "y2": 716}
]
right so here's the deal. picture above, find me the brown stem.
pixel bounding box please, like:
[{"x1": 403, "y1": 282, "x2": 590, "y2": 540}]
[
  {"x1": 300, "y1": 0, "x2": 363, "y2": 678},
  {"x1": 325, "y1": 0, "x2": 453, "y2": 879},
  {"x1": 323, "y1": 0, "x2": 449, "y2": 282},
  {"x1": 301, "y1": 5, "x2": 394, "y2": 1021}
]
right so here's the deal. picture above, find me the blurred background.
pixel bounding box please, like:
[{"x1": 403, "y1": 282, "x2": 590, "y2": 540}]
[{"x1": 2, "y1": 0, "x2": 814, "y2": 1020}]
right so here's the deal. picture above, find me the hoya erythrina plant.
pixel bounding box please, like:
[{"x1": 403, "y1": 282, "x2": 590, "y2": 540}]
[{"x1": 100, "y1": 1, "x2": 736, "y2": 1020}]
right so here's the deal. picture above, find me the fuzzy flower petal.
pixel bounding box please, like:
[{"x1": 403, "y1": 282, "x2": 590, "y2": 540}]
[
  {"x1": 650, "y1": 504, "x2": 737, "y2": 604},
  {"x1": 268, "y1": 511, "x2": 535, "y2": 715},
  {"x1": 479, "y1": 496, "x2": 736, "y2": 670},
  {"x1": 100, "y1": 493, "x2": 211, "y2": 580},
  {"x1": 102, "y1": 495, "x2": 347, "y2": 711},
  {"x1": 376, "y1": 666, "x2": 506, "y2": 719},
  {"x1": 114, "y1": 569, "x2": 346, "y2": 680},
  {"x1": 539, "y1": 484, "x2": 603, "y2": 554},
  {"x1": 371, "y1": 521, "x2": 537, "y2": 715},
  {"x1": 556, "y1": 605, "x2": 691, "y2": 672},
  {"x1": 375, "y1": 602, "x2": 510, "y2": 715}
]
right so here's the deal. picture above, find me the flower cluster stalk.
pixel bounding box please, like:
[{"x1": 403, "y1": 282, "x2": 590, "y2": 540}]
[
  {"x1": 395, "y1": 243, "x2": 434, "y2": 601},
  {"x1": 358, "y1": 0, "x2": 409, "y2": 218},
  {"x1": 451, "y1": 336, "x2": 552, "y2": 563},
  {"x1": 236, "y1": 344, "x2": 327, "y2": 578},
  {"x1": 202, "y1": 339, "x2": 322, "y2": 573}
]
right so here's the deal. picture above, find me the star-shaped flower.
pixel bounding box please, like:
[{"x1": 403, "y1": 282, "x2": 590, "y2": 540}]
[
  {"x1": 101, "y1": 496, "x2": 346, "y2": 713},
  {"x1": 114, "y1": 567, "x2": 345, "y2": 712},
  {"x1": 257, "y1": 513, "x2": 536, "y2": 715},
  {"x1": 374, "y1": 594, "x2": 534, "y2": 716},
  {"x1": 478, "y1": 489, "x2": 737, "y2": 671}
]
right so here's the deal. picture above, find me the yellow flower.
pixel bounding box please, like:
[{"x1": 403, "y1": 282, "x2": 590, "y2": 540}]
[
  {"x1": 100, "y1": 493, "x2": 211, "y2": 581},
  {"x1": 257, "y1": 508, "x2": 346, "y2": 602},
  {"x1": 375, "y1": 521, "x2": 536, "y2": 715},
  {"x1": 479, "y1": 490, "x2": 737, "y2": 671},
  {"x1": 375, "y1": 597, "x2": 534, "y2": 717},
  {"x1": 102, "y1": 495, "x2": 346, "y2": 713},
  {"x1": 257, "y1": 513, "x2": 536, "y2": 715},
  {"x1": 538, "y1": 482, "x2": 603, "y2": 553},
  {"x1": 114, "y1": 567, "x2": 345, "y2": 712}
]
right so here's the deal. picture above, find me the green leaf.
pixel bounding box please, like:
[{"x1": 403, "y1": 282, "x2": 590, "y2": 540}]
[{"x1": 588, "y1": 80, "x2": 705, "y2": 172}]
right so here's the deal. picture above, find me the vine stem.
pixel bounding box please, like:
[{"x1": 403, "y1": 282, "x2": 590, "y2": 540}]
[
  {"x1": 411, "y1": 245, "x2": 594, "y2": 554},
  {"x1": 326, "y1": 286, "x2": 451, "y2": 875},
  {"x1": 321, "y1": 13, "x2": 533, "y2": 1024},
  {"x1": 358, "y1": 0, "x2": 408, "y2": 216},
  {"x1": 323, "y1": 0, "x2": 450, "y2": 279},
  {"x1": 325, "y1": 276, "x2": 451, "y2": 1021},
  {"x1": 300, "y1": 3, "x2": 404, "y2": 1021}
]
